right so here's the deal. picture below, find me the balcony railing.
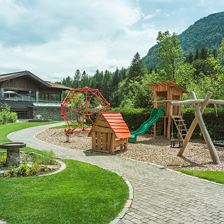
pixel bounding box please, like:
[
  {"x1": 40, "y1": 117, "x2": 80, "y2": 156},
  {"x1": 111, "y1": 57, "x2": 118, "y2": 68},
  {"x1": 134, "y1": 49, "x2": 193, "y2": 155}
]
[{"x1": 0, "y1": 96, "x2": 61, "y2": 104}]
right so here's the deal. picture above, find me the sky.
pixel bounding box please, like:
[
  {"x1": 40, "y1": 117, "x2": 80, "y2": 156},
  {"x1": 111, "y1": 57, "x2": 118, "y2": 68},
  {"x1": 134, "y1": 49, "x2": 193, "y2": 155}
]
[{"x1": 0, "y1": 0, "x2": 224, "y2": 81}]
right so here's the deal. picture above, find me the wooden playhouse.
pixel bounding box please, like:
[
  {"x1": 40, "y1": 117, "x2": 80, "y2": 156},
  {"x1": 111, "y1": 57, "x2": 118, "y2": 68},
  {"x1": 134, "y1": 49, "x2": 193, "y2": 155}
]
[
  {"x1": 88, "y1": 112, "x2": 130, "y2": 153},
  {"x1": 148, "y1": 82, "x2": 188, "y2": 139}
]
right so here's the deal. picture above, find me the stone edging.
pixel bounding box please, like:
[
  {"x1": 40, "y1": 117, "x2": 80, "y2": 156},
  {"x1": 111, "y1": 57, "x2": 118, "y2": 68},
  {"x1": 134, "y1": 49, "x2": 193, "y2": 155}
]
[
  {"x1": 110, "y1": 178, "x2": 134, "y2": 224},
  {"x1": 39, "y1": 159, "x2": 66, "y2": 177}
]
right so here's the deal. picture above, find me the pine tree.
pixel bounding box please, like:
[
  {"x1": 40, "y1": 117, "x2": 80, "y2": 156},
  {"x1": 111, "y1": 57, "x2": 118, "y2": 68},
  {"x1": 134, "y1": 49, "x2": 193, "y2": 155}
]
[
  {"x1": 80, "y1": 71, "x2": 89, "y2": 87},
  {"x1": 73, "y1": 69, "x2": 81, "y2": 87},
  {"x1": 128, "y1": 52, "x2": 145, "y2": 81},
  {"x1": 201, "y1": 48, "x2": 208, "y2": 60},
  {"x1": 195, "y1": 49, "x2": 199, "y2": 60}
]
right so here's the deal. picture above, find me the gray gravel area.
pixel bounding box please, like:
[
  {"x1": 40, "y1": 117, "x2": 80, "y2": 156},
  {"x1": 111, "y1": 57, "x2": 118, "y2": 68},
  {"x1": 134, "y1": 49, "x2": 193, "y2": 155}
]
[{"x1": 37, "y1": 127, "x2": 224, "y2": 170}]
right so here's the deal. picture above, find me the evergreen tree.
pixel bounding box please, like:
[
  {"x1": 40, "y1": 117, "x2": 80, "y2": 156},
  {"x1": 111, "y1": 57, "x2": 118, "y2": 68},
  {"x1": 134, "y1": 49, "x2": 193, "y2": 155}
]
[
  {"x1": 201, "y1": 48, "x2": 208, "y2": 59},
  {"x1": 195, "y1": 49, "x2": 199, "y2": 60},
  {"x1": 73, "y1": 69, "x2": 81, "y2": 88},
  {"x1": 128, "y1": 52, "x2": 145, "y2": 81},
  {"x1": 186, "y1": 52, "x2": 194, "y2": 63},
  {"x1": 80, "y1": 71, "x2": 89, "y2": 87}
]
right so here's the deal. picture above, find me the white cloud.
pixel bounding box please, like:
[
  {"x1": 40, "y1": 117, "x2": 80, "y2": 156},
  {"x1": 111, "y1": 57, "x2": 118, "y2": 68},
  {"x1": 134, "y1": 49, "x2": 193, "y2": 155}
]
[{"x1": 0, "y1": 0, "x2": 158, "y2": 81}]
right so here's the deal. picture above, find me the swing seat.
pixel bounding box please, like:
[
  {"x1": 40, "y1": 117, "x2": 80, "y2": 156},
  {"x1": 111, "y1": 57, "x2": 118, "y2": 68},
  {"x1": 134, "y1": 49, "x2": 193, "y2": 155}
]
[{"x1": 171, "y1": 138, "x2": 183, "y2": 148}]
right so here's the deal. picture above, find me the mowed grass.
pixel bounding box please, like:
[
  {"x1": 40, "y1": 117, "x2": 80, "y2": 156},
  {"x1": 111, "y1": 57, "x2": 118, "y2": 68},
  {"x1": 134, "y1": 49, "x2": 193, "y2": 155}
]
[
  {"x1": 0, "y1": 122, "x2": 54, "y2": 143},
  {"x1": 177, "y1": 169, "x2": 224, "y2": 184},
  {"x1": 54, "y1": 124, "x2": 68, "y2": 129},
  {"x1": 0, "y1": 160, "x2": 128, "y2": 224},
  {"x1": 0, "y1": 122, "x2": 129, "y2": 224}
]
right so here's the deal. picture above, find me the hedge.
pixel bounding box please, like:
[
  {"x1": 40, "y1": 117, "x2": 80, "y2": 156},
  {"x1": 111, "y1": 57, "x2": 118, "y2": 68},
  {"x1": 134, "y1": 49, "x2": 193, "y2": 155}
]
[
  {"x1": 112, "y1": 108, "x2": 224, "y2": 139},
  {"x1": 183, "y1": 111, "x2": 224, "y2": 139},
  {"x1": 111, "y1": 108, "x2": 150, "y2": 131}
]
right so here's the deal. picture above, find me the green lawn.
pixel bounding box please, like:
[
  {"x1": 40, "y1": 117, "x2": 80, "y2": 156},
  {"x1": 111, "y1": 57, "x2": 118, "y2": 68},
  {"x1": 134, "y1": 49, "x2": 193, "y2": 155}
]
[
  {"x1": 0, "y1": 160, "x2": 128, "y2": 224},
  {"x1": 177, "y1": 169, "x2": 224, "y2": 184},
  {"x1": 0, "y1": 122, "x2": 55, "y2": 143},
  {"x1": 54, "y1": 124, "x2": 68, "y2": 129},
  {"x1": 0, "y1": 122, "x2": 128, "y2": 224}
]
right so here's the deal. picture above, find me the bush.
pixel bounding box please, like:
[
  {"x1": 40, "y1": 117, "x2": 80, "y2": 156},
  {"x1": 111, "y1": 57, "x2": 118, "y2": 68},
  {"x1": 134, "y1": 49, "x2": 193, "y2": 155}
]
[
  {"x1": 111, "y1": 107, "x2": 150, "y2": 130},
  {"x1": 32, "y1": 151, "x2": 56, "y2": 165},
  {"x1": 0, "y1": 104, "x2": 17, "y2": 124},
  {"x1": 0, "y1": 152, "x2": 7, "y2": 166},
  {"x1": 4, "y1": 163, "x2": 30, "y2": 177},
  {"x1": 184, "y1": 111, "x2": 224, "y2": 139}
]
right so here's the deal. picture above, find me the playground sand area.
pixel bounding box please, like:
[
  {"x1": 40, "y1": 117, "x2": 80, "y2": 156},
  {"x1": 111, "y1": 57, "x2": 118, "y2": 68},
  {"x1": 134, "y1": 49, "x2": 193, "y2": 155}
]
[{"x1": 37, "y1": 128, "x2": 224, "y2": 171}]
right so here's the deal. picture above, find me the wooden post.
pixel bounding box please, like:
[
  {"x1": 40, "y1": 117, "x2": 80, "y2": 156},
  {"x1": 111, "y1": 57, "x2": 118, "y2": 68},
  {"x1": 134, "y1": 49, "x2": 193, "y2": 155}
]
[
  {"x1": 153, "y1": 90, "x2": 157, "y2": 137},
  {"x1": 167, "y1": 102, "x2": 173, "y2": 139},
  {"x1": 163, "y1": 117, "x2": 167, "y2": 137},
  {"x1": 178, "y1": 92, "x2": 212, "y2": 156},
  {"x1": 192, "y1": 92, "x2": 220, "y2": 164}
]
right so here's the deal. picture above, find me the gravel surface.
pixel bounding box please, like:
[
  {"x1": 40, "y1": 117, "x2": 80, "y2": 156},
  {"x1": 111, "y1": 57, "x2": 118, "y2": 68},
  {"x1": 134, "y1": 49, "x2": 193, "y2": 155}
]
[{"x1": 37, "y1": 128, "x2": 224, "y2": 170}]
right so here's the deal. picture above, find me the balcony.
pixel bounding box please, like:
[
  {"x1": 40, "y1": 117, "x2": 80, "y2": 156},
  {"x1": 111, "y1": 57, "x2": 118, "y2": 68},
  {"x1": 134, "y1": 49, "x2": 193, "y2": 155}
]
[{"x1": 0, "y1": 96, "x2": 61, "y2": 107}]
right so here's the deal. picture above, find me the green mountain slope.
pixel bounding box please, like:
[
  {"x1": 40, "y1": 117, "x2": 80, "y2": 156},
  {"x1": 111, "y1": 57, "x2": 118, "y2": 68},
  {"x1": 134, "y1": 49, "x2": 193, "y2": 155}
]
[{"x1": 142, "y1": 12, "x2": 224, "y2": 69}]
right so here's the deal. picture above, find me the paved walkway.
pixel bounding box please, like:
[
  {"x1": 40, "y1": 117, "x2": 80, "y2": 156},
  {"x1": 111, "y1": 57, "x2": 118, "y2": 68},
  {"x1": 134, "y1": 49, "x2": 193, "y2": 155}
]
[{"x1": 9, "y1": 123, "x2": 224, "y2": 224}]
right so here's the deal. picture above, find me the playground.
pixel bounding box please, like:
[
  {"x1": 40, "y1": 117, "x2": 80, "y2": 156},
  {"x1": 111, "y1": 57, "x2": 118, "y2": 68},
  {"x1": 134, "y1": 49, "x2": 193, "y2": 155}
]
[{"x1": 37, "y1": 81, "x2": 224, "y2": 171}]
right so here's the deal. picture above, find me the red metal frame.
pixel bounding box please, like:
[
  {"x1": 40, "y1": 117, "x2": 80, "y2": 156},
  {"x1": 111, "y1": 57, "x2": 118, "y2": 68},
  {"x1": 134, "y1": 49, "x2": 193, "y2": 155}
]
[{"x1": 61, "y1": 86, "x2": 110, "y2": 135}]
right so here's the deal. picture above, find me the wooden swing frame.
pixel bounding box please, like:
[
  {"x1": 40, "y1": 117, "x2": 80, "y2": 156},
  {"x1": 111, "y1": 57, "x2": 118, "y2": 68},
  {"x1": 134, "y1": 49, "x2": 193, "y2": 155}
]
[{"x1": 171, "y1": 91, "x2": 224, "y2": 164}]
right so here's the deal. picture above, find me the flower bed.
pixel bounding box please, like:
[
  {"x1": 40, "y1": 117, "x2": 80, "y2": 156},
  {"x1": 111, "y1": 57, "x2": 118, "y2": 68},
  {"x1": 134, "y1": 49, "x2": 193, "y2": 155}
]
[{"x1": 0, "y1": 151, "x2": 60, "y2": 177}]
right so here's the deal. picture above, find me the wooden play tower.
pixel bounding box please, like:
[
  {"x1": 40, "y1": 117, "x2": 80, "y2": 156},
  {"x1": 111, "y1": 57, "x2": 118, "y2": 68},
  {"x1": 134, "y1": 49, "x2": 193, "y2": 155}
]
[{"x1": 148, "y1": 82, "x2": 188, "y2": 139}]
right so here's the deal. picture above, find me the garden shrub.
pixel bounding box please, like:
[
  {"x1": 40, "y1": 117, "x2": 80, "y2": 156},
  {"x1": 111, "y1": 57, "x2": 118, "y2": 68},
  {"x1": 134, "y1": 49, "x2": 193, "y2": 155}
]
[
  {"x1": 0, "y1": 104, "x2": 17, "y2": 124},
  {"x1": 4, "y1": 163, "x2": 38, "y2": 177},
  {"x1": 111, "y1": 107, "x2": 150, "y2": 130},
  {"x1": 32, "y1": 151, "x2": 56, "y2": 165}
]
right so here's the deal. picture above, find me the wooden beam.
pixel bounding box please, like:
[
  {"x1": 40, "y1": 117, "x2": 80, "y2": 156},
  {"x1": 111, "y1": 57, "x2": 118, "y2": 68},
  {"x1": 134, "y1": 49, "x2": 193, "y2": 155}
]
[
  {"x1": 209, "y1": 99, "x2": 224, "y2": 105},
  {"x1": 171, "y1": 99, "x2": 224, "y2": 105},
  {"x1": 178, "y1": 92, "x2": 212, "y2": 156},
  {"x1": 193, "y1": 92, "x2": 220, "y2": 164}
]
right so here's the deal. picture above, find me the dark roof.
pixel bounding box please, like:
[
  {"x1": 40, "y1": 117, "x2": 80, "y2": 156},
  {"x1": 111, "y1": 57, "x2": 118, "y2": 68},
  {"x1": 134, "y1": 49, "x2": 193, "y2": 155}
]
[
  {"x1": 0, "y1": 70, "x2": 69, "y2": 90},
  {"x1": 47, "y1": 82, "x2": 70, "y2": 90}
]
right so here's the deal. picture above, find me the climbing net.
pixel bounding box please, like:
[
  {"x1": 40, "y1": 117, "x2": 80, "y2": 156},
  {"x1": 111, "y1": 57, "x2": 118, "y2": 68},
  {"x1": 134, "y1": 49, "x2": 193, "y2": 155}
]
[{"x1": 61, "y1": 86, "x2": 110, "y2": 136}]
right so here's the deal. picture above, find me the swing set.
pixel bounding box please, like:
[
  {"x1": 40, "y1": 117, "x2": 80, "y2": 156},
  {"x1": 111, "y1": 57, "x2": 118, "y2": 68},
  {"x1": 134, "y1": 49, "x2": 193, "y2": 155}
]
[{"x1": 149, "y1": 82, "x2": 224, "y2": 164}]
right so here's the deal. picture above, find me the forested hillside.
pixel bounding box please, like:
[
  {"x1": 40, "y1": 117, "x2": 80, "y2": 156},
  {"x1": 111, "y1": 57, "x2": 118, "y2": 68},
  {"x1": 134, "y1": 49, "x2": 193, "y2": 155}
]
[
  {"x1": 142, "y1": 12, "x2": 224, "y2": 69},
  {"x1": 61, "y1": 12, "x2": 224, "y2": 110}
]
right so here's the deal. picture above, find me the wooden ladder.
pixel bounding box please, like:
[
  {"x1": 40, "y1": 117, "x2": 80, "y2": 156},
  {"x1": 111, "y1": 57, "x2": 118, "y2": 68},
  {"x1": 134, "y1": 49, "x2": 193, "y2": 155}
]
[{"x1": 171, "y1": 116, "x2": 188, "y2": 146}]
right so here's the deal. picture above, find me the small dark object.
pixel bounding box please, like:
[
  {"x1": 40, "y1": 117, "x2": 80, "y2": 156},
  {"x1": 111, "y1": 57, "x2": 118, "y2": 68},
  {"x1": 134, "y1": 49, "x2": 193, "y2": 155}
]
[
  {"x1": 213, "y1": 140, "x2": 224, "y2": 147},
  {"x1": 0, "y1": 142, "x2": 26, "y2": 166},
  {"x1": 171, "y1": 138, "x2": 183, "y2": 148}
]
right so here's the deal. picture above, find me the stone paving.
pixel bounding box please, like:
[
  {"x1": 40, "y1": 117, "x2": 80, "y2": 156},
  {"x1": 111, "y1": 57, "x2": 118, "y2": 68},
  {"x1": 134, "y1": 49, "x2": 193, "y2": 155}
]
[{"x1": 8, "y1": 123, "x2": 224, "y2": 224}]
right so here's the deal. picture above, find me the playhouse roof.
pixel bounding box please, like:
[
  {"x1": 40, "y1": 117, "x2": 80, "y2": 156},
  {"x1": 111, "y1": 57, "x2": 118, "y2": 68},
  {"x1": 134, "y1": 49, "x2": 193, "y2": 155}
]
[
  {"x1": 148, "y1": 82, "x2": 187, "y2": 93},
  {"x1": 90, "y1": 112, "x2": 130, "y2": 139}
]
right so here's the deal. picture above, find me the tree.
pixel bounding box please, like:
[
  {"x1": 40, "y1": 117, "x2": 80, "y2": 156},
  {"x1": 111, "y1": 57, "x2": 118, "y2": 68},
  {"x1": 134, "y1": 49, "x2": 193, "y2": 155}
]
[
  {"x1": 218, "y1": 38, "x2": 224, "y2": 65},
  {"x1": 195, "y1": 49, "x2": 199, "y2": 60},
  {"x1": 127, "y1": 52, "x2": 145, "y2": 81},
  {"x1": 157, "y1": 31, "x2": 183, "y2": 81},
  {"x1": 80, "y1": 71, "x2": 89, "y2": 87},
  {"x1": 73, "y1": 69, "x2": 81, "y2": 88},
  {"x1": 201, "y1": 48, "x2": 208, "y2": 60},
  {"x1": 186, "y1": 52, "x2": 194, "y2": 63},
  {"x1": 174, "y1": 63, "x2": 195, "y2": 88}
]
